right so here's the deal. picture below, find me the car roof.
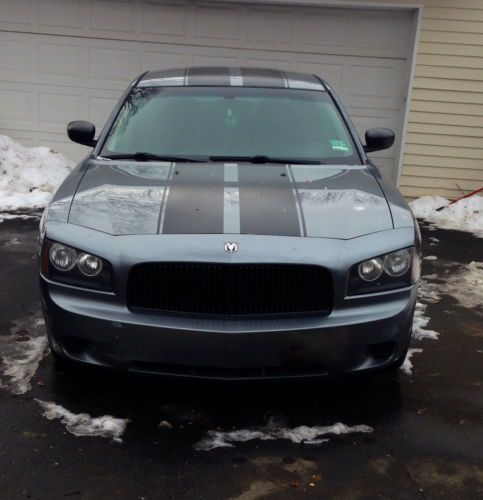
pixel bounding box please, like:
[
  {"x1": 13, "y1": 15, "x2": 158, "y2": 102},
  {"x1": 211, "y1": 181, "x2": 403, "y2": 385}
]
[{"x1": 137, "y1": 67, "x2": 327, "y2": 91}]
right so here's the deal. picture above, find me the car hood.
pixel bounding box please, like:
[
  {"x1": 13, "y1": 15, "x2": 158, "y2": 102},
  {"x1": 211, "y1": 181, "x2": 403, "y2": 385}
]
[{"x1": 66, "y1": 160, "x2": 396, "y2": 239}]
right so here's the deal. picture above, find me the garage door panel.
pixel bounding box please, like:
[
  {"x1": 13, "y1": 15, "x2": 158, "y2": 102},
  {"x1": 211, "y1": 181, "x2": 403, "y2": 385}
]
[
  {"x1": 39, "y1": 93, "x2": 83, "y2": 132},
  {"x1": 0, "y1": 0, "x2": 413, "y2": 182},
  {"x1": 0, "y1": 1, "x2": 411, "y2": 60},
  {"x1": 90, "y1": 0, "x2": 136, "y2": 33},
  {"x1": 141, "y1": 49, "x2": 190, "y2": 72},
  {"x1": 38, "y1": 0, "x2": 84, "y2": 29},
  {"x1": 343, "y1": 61, "x2": 407, "y2": 112},
  {"x1": 141, "y1": 1, "x2": 190, "y2": 37},
  {"x1": 247, "y1": 6, "x2": 294, "y2": 44},
  {"x1": 0, "y1": 88, "x2": 34, "y2": 128},
  {"x1": 39, "y1": 43, "x2": 85, "y2": 78},
  {"x1": 191, "y1": 53, "x2": 239, "y2": 67},
  {"x1": 351, "y1": 11, "x2": 412, "y2": 57},
  {"x1": 89, "y1": 46, "x2": 139, "y2": 82},
  {"x1": 296, "y1": 9, "x2": 348, "y2": 48},
  {"x1": 0, "y1": 39, "x2": 32, "y2": 74},
  {"x1": 0, "y1": 0, "x2": 34, "y2": 26},
  {"x1": 194, "y1": 3, "x2": 241, "y2": 40}
]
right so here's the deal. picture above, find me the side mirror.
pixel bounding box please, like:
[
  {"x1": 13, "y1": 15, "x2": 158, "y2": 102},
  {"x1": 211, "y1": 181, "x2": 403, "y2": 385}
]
[
  {"x1": 364, "y1": 128, "x2": 395, "y2": 153},
  {"x1": 67, "y1": 120, "x2": 97, "y2": 147}
]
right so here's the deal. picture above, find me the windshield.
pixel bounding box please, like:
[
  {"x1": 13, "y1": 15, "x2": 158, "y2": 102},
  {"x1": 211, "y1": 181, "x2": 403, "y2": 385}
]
[{"x1": 101, "y1": 86, "x2": 361, "y2": 165}]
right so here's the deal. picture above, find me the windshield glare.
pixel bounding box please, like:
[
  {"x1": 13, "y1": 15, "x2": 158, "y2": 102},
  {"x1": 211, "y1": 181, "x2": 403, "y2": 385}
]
[{"x1": 102, "y1": 87, "x2": 361, "y2": 164}]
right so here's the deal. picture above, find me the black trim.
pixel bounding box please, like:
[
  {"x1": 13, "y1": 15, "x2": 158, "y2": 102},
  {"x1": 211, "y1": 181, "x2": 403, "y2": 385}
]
[
  {"x1": 238, "y1": 165, "x2": 301, "y2": 237},
  {"x1": 161, "y1": 164, "x2": 225, "y2": 234}
]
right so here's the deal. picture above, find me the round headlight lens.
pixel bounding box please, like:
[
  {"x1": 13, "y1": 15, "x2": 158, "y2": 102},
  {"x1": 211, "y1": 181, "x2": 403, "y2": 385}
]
[
  {"x1": 77, "y1": 253, "x2": 103, "y2": 277},
  {"x1": 384, "y1": 249, "x2": 411, "y2": 277},
  {"x1": 358, "y1": 258, "x2": 383, "y2": 282},
  {"x1": 49, "y1": 243, "x2": 77, "y2": 272}
]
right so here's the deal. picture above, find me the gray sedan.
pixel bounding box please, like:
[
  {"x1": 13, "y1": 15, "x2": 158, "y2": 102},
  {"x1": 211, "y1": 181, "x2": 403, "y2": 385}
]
[{"x1": 39, "y1": 67, "x2": 421, "y2": 379}]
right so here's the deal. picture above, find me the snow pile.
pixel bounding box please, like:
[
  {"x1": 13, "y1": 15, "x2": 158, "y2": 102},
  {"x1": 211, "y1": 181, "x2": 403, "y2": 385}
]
[
  {"x1": 400, "y1": 348, "x2": 423, "y2": 375},
  {"x1": 0, "y1": 135, "x2": 73, "y2": 211},
  {"x1": 194, "y1": 420, "x2": 373, "y2": 451},
  {"x1": 410, "y1": 195, "x2": 483, "y2": 238},
  {"x1": 0, "y1": 312, "x2": 48, "y2": 395},
  {"x1": 36, "y1": 399, "x2": 129, "y2": 443}
]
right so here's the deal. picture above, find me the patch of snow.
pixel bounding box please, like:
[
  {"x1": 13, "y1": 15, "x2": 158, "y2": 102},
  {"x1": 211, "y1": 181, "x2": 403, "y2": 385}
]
[
  {"x1": 36, "y1": 399, "x2": 129, "y2": 443},
  {"x1": 423, "y1": 255, "x2": 437, "y2": 261},
  {"x1": 3, "y1": 238, "x2": 20, "y2": 246},
  {"x1": 411, "y1": 277, "x2": 441, "y2": 342},
  {"x1": 443, "y1": 261, "x2": 483, "y2": 309},
  {"x1": 158, "y1": 420, "x2": 173, "y2": 429},
  {"x1": 413, "y1": 302, "x2": 439, "y2": 341},
  {"x1": 405, "y1": 262, "x2": 483, "y2": 374},
  {"x1": 194, "y1": 419, "x2": 373, "y2": 451},
  {"x1": 0, "y1": 213, "x2": 40, "y2": 222},
  {"x1": 0, "y1": 135, "x2": 73, "y2": 212},
  {"x1": 410, "y1": 195, "x2": 483, "y2": 238},
  {"x1": 400, "y1": 348, "x2": 423, "y2": 375},
  {"x1": 0, "y1": 312, "x2": 48, "y2": 395}
]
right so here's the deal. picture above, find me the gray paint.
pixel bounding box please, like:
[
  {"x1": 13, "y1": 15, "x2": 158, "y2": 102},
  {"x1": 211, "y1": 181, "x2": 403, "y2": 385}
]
[
  {"x1": 40, "y1": 68, "x2": 418, "y2": 378},
  {"x1": 64, "y1": 160, "x2": 405, "y2": 239}
]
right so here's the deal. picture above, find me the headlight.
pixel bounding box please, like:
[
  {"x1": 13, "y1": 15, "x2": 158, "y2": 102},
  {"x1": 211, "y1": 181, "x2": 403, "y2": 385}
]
[
  {"x1": 50, "y1": 243, "x2": 77, "y2": 271},
  {"x1": 358, "y1": 258, "x2": 383, "y2": 281},
  {"x1": 41, "y1": 240, "x2": 112, "y2": 291},
  {"x1": 383, "y1": 249, "x2": 411, "y2": 277},
  {"x1": 349, "y1": 246, "x2": 417, "y2": 295},
  {"x1": 78, "y1": 253, "x2": 103, "y2": 277}
]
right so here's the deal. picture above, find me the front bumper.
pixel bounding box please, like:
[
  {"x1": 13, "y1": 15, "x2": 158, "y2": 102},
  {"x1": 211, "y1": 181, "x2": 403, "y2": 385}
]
[{"x1": 41, "y1": 277, "x2": 417, "y2": 380}]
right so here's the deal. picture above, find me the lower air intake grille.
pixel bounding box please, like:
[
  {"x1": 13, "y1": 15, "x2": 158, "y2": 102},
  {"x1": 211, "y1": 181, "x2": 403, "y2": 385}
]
[{"x1": 127, "y1": 263, "x2": 332, "y2": 317}]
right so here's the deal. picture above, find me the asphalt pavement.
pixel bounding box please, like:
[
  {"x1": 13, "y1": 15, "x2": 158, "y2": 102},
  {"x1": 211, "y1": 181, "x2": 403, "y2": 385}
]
[{"x1": 0, "y1": 218, "x2": 481, "y2": 499}]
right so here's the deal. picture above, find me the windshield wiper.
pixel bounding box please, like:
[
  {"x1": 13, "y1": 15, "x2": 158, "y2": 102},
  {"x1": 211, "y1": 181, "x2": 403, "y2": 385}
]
[
  {"x1": 99, "y1": 152, "x2": 204, "y2": 162},
  {"x1": 209, "y1": 155, "x2": 325, "y2": 165}
]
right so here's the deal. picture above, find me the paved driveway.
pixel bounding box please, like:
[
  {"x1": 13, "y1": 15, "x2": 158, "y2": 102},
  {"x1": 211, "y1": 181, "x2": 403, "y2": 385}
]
[{"x1": 0, "y1": 219, "x2": 482, "y2": 499}]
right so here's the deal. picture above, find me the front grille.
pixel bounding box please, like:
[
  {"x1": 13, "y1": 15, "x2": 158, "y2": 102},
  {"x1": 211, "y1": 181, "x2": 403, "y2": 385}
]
[{"x1": 127, "y1": 262, "x2": 332, "y2": 317}]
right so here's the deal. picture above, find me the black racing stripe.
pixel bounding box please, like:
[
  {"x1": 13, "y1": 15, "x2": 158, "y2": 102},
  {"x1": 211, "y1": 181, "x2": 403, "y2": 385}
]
[
  {"x1": 240, "y1": 68, "x2": 285, "y2": 88},
  {"x1": 161, "y1": 164, "x2": 224, "y2": 234},
  {"x1": 238, "y1": 165, "x2": 301, "y2": 237},
  {"x1": 186, "y1": 66, "x2": 231, "y2": 86}
]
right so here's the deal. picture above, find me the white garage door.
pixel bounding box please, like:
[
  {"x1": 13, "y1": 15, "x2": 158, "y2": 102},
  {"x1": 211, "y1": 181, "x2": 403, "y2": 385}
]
[{"x1": 0, "y1": 0, "x2": 414, "y2": 181}]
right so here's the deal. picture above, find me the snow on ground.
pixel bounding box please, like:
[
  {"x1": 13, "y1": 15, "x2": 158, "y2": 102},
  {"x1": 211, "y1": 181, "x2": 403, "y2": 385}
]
[
  {"x1": 412, "y1": 276, "x2": 441, "y2": 342},
  {"x1": 2, "y1": 238, "x2": 20, "y2": 246},
  {"x1": 402, "y1": 260, "x2": 483, "y2": 374},
  {"x1": 194, "y1": 419, "x2": 373, "y2": 451},
  {"x1": 0, "y1": 213, "x2": 40, "y2": 223},
  {"x1": 400, "y1": 348, "x2": 423, "y2": 376},
  {"x1": 410, "y1": 195, "x2": 483, "y2": 238},
  {"x1": 0, "y1": 135, "x2": 73, "y2": 212},
  {"x1": 0, "y1": 312, "x2": 48, "y2": 395},
  {"x1": 401, "y1": 275, "x2": 441, "y2": 374},
  {"x1": 442, "y1": 261, "x2": 483, "y2": 309},
  {"x1": 36, "y1": 400, "x2": 130, "y2": 443}
]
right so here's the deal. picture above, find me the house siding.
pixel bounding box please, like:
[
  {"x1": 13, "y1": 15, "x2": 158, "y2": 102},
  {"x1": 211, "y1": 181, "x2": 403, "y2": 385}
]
[{"x1": 350, "y1": 0, "x2": 483, "y2": 198}]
